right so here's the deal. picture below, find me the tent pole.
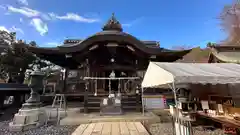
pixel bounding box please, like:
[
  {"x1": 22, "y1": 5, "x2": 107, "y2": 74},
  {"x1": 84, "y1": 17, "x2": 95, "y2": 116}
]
[
  {"x1": 172, "y1": 82, "x2": 178, "y2": 116},
  {"x1": 172, "y1": 82, "x2": 182, "y2": 135},
  {"x1": 141, "y1": 87, "x2": 145, "y2": 116}
]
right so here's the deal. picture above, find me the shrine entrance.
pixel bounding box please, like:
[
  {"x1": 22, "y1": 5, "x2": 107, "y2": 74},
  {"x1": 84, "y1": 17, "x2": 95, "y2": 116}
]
[{"x1": 83, "y1": 76, "x2": 141, "y2": 115}]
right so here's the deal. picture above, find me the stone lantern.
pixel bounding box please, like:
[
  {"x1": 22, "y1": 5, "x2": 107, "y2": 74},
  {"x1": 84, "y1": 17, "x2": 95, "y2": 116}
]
[
  {"x1": 23, "y1": 71, "x2": 45, "y2": 108},
  {"x1": 9, "y1": 70, "x2": 47, "y2": 131}
]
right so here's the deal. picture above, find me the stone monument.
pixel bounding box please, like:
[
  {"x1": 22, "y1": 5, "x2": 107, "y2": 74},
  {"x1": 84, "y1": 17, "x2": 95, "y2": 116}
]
[{"x1": 9, "y1": 70, "x2": 47, "y2": 131}]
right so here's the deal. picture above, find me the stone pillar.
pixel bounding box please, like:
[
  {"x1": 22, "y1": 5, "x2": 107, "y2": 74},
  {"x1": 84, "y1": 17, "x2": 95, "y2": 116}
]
[{"x1": 9, "y1": 71, "x2": 47, "y2": 131}]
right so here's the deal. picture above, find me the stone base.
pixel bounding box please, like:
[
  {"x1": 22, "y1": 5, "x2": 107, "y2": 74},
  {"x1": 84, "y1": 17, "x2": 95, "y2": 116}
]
[
  {"x1": 100, "y1": 97, "x2": 123, "y2": 116},
  {"x1": 45, "y1": 108, "x2": 67, "y2": 121},
  {"x1": 22, "y1": 102, "x2": 41, "y2": 108},
  {"x1": 9, "y1": 108, "x2": 47, "y2": 131}
]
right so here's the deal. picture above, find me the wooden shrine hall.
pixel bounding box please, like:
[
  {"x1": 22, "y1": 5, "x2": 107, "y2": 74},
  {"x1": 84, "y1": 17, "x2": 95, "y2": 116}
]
[{"x1": 26, "y1": 14, "x2": 191, "y2": 114}]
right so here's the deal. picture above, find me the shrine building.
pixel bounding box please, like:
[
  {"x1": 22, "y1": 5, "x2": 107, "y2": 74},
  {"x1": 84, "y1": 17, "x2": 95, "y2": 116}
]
[{"x1": 27, "y1": 14, "x2": 191, "y2": 113}]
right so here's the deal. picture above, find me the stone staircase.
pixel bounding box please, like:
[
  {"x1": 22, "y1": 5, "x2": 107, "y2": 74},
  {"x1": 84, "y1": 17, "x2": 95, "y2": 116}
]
[{"x1": 87, "y1": 94, "x2": 142, "y2": 112}]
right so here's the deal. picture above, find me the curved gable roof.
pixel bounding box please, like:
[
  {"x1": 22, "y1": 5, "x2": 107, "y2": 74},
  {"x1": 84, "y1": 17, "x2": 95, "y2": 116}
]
[
  {"x1": 209, "y1": 45, "x2": 240, "y2": 64},
  {"x1": 27, "y1": 30, "x2": 191, "y2": 56},
  {"x1": 57, "y1": 30, "x2": 164, "y2": 54}
]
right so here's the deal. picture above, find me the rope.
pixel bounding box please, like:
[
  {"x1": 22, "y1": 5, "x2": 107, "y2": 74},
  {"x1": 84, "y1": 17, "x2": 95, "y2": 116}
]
[
  {"x1": 108, "y1": 80, "x2": 111, "y2": 95},
  {"x1": 118, "y1": 79, "x2": 121, "y2": 94},
  {"x1": 94, "y1": 79, "x2": 97, "y2": 96},
  {"x1": 84, "y1": 77, "x2": 140, "y2": 80}
]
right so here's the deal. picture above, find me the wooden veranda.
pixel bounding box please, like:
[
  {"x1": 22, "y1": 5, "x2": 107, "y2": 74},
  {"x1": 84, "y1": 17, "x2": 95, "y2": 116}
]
[{"x1": 71, "y1": 122, "x2": 150, "y2": 135}]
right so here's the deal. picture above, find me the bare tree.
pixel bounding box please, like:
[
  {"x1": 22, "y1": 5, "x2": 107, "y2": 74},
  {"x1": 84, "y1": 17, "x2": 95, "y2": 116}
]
[{"x1": 219, "y1": 0, "x2": 240, "y2": 45}]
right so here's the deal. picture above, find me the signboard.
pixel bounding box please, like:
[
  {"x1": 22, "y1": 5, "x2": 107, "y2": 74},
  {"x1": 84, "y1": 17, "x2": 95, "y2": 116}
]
[
  {"x1": 144, "y1": 97, "x2": 165, "y2": 109},
  {"x1": 223, "y1": 126, "x2": 237, "y2": 135}
]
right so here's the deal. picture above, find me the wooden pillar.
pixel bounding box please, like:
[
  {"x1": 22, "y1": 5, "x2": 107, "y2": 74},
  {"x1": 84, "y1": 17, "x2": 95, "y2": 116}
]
[
  {"x1": 84, "y1": 59, "x2": 89, "y2": 113},
  {"x1": 135, "y1": 59, "x2": 138, "y2": 77},
  {"x1": 63, "y1": 68, "x2": 68, "y2": 93},
  {"x1": 103, "y1": 72, "x2": 105, "y2": 90},
  {"x1": 84, "y1": 81, "x2": 89, "y2": 113},
  {"x1": 0, "y1": 93, "x2": 5, "y2": 109},
  {"x1": 136, "y1": 87, "x2": 141, "y2": 112},
  {"x1": 13, "y1": 94, "x2": 22, "y2": 107}
]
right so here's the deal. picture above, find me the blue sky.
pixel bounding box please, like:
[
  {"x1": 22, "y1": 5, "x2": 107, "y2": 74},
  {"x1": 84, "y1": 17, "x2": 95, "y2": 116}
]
[{"x1": 0, "y1": 0, "x2": 233, "y2": 48}]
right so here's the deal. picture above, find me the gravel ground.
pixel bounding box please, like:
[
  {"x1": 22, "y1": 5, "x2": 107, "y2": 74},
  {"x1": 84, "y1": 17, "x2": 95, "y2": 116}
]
[
  {"x1": 0, "y1": 120, "x2": 78, "y2": 135},
  {"x1": 0, "y1": 107, "x2": 225, "y2": 135},
  {"x1": 0, "y1": 107, "x2": 77, "y2": 135},
  {"x1": 149, "y1": 123, "x2": 225, "y2": 135},
  {"x1": 0, "y1": 119, "x2": 225, "y2": 135}
]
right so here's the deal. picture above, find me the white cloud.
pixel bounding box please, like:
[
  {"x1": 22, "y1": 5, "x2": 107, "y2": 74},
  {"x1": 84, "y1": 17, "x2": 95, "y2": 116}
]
[
  {"x1": 30, "y1": 18, "x2": 48, "y2": 36},
  {"x1": 49, "y1": 13, "x2": 99, "y2": 23},
  {"x1": 5, "y1": 6, "x2": 49, "y2": 36},
  {"x1": 0, "y1": 26, "x2": 9, "y2": 32},
  {"x1": 18, "y1": 0, "x2": 28, "y2": 6},
  {"x1": 7, "y1": 6, "x2": 40, "y2": 18},
  {"x1": 10, "y1": 26, "x2": 24, "y2": 34},
  {"x1": 1, "y1": 5, "x2": 100, "y2": 36},
  {"x1": 3, "y1": 5, "x2": 99, "y2": 23},
  {"x1": 0, "y1": 26, "x2": 24, "y2": 35},
  {"x1": 44, "y1": 42, "x2": 60, "y2": 47}
]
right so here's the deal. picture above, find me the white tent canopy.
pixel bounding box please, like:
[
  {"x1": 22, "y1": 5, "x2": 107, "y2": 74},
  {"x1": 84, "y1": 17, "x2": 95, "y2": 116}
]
[
  {"x1": 142, "y1": 62, "x2": 240, "y2": 88},
  {"x1": 140, "y1": 62, "x2": 240, "y2": 133}
]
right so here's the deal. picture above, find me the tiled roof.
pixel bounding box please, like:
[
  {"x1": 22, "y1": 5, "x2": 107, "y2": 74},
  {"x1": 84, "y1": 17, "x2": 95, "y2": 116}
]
[{"x1": 176, "y1": 47, "x2": 210, "y2": 63}]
